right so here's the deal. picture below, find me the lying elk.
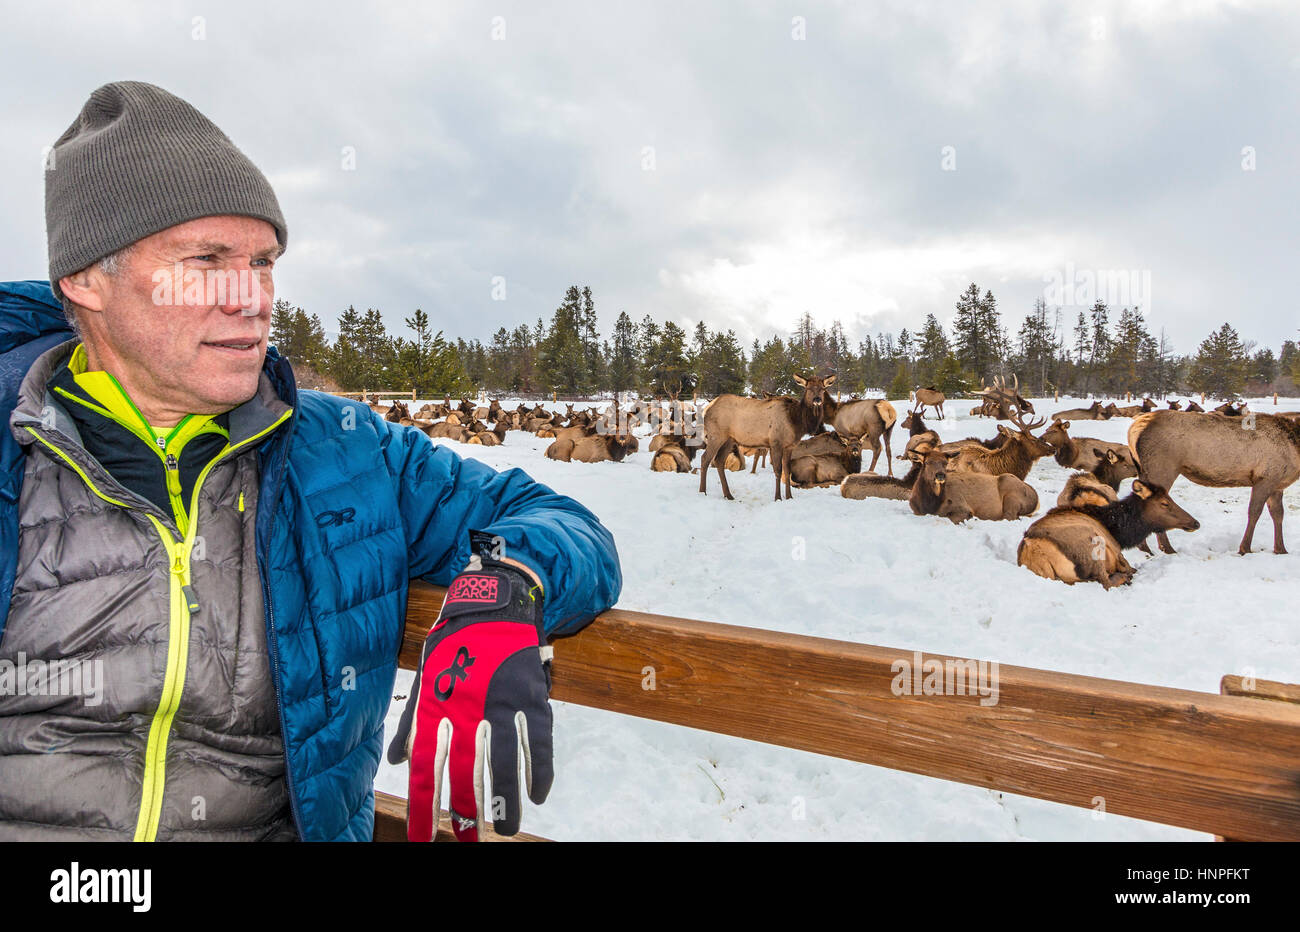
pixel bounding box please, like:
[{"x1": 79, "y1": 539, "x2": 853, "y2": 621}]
[
  {"x1": 1214, "y1": 401, "x2": 1249, "y2": 417},
  {"x1": 546, "y1": 432, "x2": 639, "y2": 464},
  {"x1": 1018, "y1": 480, "x2": 1200, "y2": 588},
  {"x1": 1057, "y1": 472, "x2": 1118, "y2": 508},
  {"x1": 1050, "y1": 400, "x2": 1106, "y2": 421},
  {"x1": 1184, "y1": 400, "x2": 1204, "y2": 412},
  {"x1": 908, "y1": 447, "x2": 1038, "y2": 523},
  {"x1": 823, "y1": 393, "x2": 897, "y2": 476},
  {"x1": 945, "y1": 410, "x2": 1054, "y2": 480},
  {"x1": 1129, "y1": 411, "x2": 1300, "y2": 554},
  {"x1": 842, "y1": 456, "x2": 925, "y2": 502},
  {"x1": 1112, "y1": 398, "x2": 1157, "y2": 417},
  {"x1": 1041, "y1": 420, "x2": 1137, "y2": 483},
  {"x1": 649, "y1": 436, "x2": 697, "y2": 473},
  {"x1": 699, "y1": 372, "x2": 835, "y2": 500},
  {"x1": 911, "y1": 386, "x2": 945, "y2": 419},
  {"x1": 1166, "y1": 399, "x2": 1182, "y2": 411},
  {"x1": 790, "y1": 432, "x2": 863, "y2": 488}
]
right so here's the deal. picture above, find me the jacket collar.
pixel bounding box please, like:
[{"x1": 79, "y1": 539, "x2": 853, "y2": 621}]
[{"x1": 10, "y1": 338, "x2": 294, "y2": 452}]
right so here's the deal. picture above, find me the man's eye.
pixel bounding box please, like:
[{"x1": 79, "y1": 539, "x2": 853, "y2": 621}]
[{"x1": 191, "y1": 255, "x2": 216, "y2": 261}]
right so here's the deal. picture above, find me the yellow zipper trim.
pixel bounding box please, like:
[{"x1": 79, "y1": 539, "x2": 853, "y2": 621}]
[
  {"x1": 52, "y1": 385, "x2": 229, "y2": 534},
  {"x1": 131, "y1": 408, "x2": 294, "y2": 841},
  {"x1": 24, "y1": 406, "x2": 293, "y2": 842}
]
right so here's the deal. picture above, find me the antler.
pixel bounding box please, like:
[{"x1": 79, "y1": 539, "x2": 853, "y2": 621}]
[{"x1": 1010, "y1": 406, "x2": 1046, "y2": 433}]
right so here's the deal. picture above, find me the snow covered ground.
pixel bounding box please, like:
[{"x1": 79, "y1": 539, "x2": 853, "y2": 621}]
[{"x1": 374, "y1": 395, "x2": 1300, "y2": 840}]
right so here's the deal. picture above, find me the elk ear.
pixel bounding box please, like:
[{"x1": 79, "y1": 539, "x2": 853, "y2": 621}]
[
  {"x1": 824, "y1": 374, "x2": 837, "y2": 387},
  {"x1": 1105, "y1": 449, "x2": 1119, "y2": 463},
  {"x1": 1061, "y1": 420, "x2": 1070, "y2": 430},
  {"x1": 792, "y1": 373, "x2": 808, "y2": 387},
  {"x1": 1132, "y1": 479, "x2": 1152, "y2": 499}
]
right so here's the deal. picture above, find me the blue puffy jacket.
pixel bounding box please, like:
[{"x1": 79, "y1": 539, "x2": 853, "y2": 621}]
[{"x1": 0, "y1": 280, "x2": 623, "y2": 840}]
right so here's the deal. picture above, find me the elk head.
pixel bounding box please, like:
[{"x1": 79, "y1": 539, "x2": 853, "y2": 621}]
[
  {"x1": 1132, "y1": 480, "x2": 1201, "y2": 533},
  {"x1": 792, "y1": 372, "x2": 837, "y2": 413}
]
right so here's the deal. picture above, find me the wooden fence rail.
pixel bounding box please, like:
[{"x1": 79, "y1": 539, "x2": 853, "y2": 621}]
[{"x1": 375, "y1": 580, "x2": 1300, "y2": 841}]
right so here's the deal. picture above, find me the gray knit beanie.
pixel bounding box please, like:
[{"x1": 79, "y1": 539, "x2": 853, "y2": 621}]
[{"x1": 45, "y1": 80, "x2": 287, "y2": 298}]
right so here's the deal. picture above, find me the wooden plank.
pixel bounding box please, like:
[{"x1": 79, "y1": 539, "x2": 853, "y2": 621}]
[
  {"x1": 372, "y1": 790, "x2": 548, "y2": 842},
  {"x1": 1216, "y1": 675, "x2": 1300, "y2": 842},
  {"x1": 1221, "y1": 675, "x2": 1300, "y2": 705},
  {"x1": 402, "y1": 581, "x2": 1300, "y2": 840}
]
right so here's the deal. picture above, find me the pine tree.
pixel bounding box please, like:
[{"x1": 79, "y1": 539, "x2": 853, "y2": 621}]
[
  {"x1": 916, "y1": 314, "x2": 950, "y2": 388},
  {"x1": 607, "y1": 311, "x2": 638, "y2": 397},
  {"x1": 1189, "y1": 323, "x2": 1247, "y2": 399}
]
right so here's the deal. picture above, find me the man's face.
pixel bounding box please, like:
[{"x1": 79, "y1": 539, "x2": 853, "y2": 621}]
[{"x1": 70, "y1": 214, "x2": 282, "y2": 424}]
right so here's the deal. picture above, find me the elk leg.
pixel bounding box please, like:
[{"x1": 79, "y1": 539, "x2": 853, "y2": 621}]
[
  {"x1": 715, "y1": 439, "x2": 738, "y2": 501},
  {"x1": 750, "y1": 449, "x2": 759, "y2": 474},
  {"x1": 883, "y1": 429, "x2": 894, "y2": 478},
  {"x1": 783, "y1": 446, "x2": 794, "y2": 499},
  {"x1": 866, "y1": 434, "x2": 882, "y2": 474},
  {"x1": 698, "y1": 441, "x2": 717, "y2": 494},
  {"x1": 1267, "y1": 491, "x2": 1287, "y2": 554},
  {"x1": 1137, "y1": 538, "x2": 1153, "y2": 556},
  {"x1": 1239, "y1": 484, "x2": 1271, "y2": 555},
  {"x1": 770, "y1": 442, "x2": 785, "y2": 501}
]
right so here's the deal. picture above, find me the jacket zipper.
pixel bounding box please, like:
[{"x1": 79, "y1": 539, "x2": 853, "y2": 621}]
[{"x1": 24, "y1": 410, "x2": 293, "y2": 841}]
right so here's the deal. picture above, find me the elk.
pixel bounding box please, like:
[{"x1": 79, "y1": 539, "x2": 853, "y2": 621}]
[
  {"x1": 546, "y1": 432, "x2": 639, "y2": 464},
  {"x1": 1041, "y1": 420, "x2": 1136, "y2": 479},
  {"x1": 1184, "y1": 400, "x2": 1204, "y2": 413},
  {"x1": 908, "y1": 447, "x2": 1038, "y2": 523},
  {"x1": 465, "y1": 422, "x2": 508, "y2": 446},
  {"x1": 1057, "y1": 472, "x2": 1118, "y2": 508},
  {"x1": 1018, "y1": 480, "x2": 1200, "y2": 588},
  {"x1": 842, "y1": 457, "x2": 924, "y2": 501},
  {"x1": 911, "y1": 386, "x2": 946, "y2": 419},
  {"x1": 1112, "y1": 398, "x2": 1157, "y2": 417},
  {"x1": 977, "y1": 374, "x2": 1033, "y2": 419},
  {"x1": 424, "y1": 421, "x2": 468, "y2": 442},
  {"x1": 699, "y1": 373, "x2": 835, "y2": 501},
  {"x1": 1129, "y1": 411, "x2": 1300, "y2": 554},
  {"x1": 1167, "y1": 399, "x2": 1183, "y2": 411},
  {"x1": 1050, "y1": 401, "x2": 1105, "y2": 421},
  {"x1": 1214, "y1": 401, "x2": 1249, "y2": 416},
  {"x1": 384, "y1": 400, "x2": 410, "y2": 424},
  {"x1": 790, "y1": 432, "x2": 863, "y2": 488},
  {"x1": 944, "y1": 409, "x2": 1053, "y2": 480},
  {"x1": 823, "y1": 394, "x2": 897, "y2": 476}
]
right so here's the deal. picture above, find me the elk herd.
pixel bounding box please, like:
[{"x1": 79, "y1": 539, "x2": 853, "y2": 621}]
[{"x1": 370, "y1": 375, "x2": 1300, "y2": 590}]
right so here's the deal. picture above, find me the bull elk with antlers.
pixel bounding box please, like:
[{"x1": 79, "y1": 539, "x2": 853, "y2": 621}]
[
  {"x1": 976, "y1": 373, "x2": 1033, "y2": 420},
  {"x1": 944, "y1": 409, "x2": 1054, "y2": 480}
]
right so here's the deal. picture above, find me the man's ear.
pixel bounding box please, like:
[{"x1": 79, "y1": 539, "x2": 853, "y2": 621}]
[{"x1": 58, "y1": 267, "x2": 109, "y2": 314}]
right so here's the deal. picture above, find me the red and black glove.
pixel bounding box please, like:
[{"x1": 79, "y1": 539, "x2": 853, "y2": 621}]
[{"x1": 387, "y1": 549, "x2": 553, "y2": 841}]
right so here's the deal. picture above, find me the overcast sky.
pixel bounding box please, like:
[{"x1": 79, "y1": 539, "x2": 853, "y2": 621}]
[{"x1": 3, "y1": 0, "x2": 1298, "y2": 357}]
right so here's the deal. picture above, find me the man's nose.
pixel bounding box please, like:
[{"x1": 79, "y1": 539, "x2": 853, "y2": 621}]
[{"x1": 215, "y1": 263, "x2": 272, "y2": 317}]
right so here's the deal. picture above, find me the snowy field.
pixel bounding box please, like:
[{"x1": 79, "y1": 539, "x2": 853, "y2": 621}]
[{"x1": 374, "y1": 394, "x2": 1300, "y2": 841}]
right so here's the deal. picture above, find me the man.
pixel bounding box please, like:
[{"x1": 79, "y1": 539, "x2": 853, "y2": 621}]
[{"x1": 0, "y1": 81, "x2": 621, "y2": 841}]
